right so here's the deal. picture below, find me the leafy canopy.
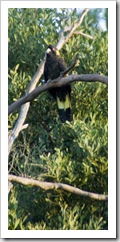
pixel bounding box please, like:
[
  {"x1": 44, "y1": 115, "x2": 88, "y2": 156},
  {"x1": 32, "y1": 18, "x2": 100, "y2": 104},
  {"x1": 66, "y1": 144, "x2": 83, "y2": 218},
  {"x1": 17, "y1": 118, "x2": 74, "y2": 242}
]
[{"x1": 8, "y1": 8, "x2": 108, "y2": 230}]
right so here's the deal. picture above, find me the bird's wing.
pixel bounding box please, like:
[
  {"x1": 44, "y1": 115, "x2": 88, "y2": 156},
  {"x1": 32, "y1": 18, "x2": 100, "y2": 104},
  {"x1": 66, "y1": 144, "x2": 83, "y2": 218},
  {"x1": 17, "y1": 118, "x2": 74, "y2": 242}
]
[{"x1": 57, "y1": 57, "x2": 67, "y2": 72}]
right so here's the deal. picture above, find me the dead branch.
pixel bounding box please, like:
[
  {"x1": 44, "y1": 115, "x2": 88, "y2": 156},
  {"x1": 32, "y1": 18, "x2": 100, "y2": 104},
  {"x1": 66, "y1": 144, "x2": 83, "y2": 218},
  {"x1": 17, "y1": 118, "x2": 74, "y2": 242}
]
[
  {"x1": 74, "y1": 31, "x2": 93, "y2": 39},
  {"x1": 8, "y1": 174, "x2": 108, "y2": 201},
  {"x1": 57, "y1": 8, "x2": 89, "y2": 49},
  {"x1": 8, "y1": 74, "x2": 108, "y2": 115},
  {"x1": 8, "y1": 62, "x2": 45, "y2": 156}
]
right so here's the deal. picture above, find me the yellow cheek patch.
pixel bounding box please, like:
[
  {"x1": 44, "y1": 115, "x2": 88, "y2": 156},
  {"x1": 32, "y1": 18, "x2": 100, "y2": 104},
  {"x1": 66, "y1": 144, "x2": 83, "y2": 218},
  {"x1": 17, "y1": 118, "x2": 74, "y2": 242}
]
[{"x1": 55, "y1": 50, "x2": 60, "y2": 56}]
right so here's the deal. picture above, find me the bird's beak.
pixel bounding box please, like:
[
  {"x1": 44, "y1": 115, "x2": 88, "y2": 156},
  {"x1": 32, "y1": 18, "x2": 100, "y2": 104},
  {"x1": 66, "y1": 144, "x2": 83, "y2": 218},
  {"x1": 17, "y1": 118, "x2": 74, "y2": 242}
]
[{"x1": 46, "y1": 48, "x2": 51, "y2": 54}]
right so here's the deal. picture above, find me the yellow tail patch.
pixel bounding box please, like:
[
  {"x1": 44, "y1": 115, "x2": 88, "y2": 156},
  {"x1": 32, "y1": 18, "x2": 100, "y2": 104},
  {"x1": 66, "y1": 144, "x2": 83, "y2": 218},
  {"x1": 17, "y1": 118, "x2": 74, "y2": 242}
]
[{"x1": 57, "y1": 95, "x2": 71, "y2": 110}]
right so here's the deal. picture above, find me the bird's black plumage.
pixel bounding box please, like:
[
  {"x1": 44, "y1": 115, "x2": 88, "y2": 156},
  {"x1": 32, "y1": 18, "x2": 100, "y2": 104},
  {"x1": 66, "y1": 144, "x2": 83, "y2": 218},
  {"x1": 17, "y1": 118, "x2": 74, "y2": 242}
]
[{"x1": 44, "y1": 45, "x2": 72, "y2": 123}]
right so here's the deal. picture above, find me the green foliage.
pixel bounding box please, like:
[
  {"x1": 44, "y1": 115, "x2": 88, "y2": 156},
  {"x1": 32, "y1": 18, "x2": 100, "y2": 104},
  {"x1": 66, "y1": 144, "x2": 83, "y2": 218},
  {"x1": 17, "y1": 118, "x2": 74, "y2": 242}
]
[{"x1": 8, "y1": 8, "x2": 108, "y2": 230}]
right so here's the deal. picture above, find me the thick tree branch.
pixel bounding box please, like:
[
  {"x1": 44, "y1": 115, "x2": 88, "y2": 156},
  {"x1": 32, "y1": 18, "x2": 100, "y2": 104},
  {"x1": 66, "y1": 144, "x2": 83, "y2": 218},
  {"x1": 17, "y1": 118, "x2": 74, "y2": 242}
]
[
  {"x1": 8, "y1": 62, "x2": 45, "y2": 156},
  {"x1": 8, "y1": 175, "x2": 108, "y2": 201},
  {"x1": 8, "y1": 74, "x2": 108, "y2": 115}
]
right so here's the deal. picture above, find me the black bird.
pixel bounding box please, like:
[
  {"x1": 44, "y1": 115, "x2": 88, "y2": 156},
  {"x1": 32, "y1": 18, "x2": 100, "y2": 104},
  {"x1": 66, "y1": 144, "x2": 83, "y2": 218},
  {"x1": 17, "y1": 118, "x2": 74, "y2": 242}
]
[{"x1": 44, "y1": 45, "x2": 72, "y2": 123}]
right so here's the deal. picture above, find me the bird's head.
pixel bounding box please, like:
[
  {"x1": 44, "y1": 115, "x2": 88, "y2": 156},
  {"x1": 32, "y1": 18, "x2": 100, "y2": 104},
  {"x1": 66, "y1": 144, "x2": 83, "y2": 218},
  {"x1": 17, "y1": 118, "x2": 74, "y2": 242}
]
[{"x1": 46, "y1": 45, "x2": 60, "y2": 57}]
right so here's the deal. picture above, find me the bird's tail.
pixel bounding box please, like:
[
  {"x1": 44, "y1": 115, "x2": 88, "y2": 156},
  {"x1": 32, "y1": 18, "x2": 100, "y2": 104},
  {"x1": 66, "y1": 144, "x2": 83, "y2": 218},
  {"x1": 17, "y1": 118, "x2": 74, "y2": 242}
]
[{"x1": 56, "y1": 94, "x2": 72, "y2": 123}]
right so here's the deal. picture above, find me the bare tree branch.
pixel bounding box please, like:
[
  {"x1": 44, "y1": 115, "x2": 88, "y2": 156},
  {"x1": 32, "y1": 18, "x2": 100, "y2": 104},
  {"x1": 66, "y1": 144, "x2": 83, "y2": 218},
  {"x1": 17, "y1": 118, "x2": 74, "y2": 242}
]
[
  {"x1": 8, "y1": 181, "x2": 13, "y2": 194},
  {"x1": 8, "y1": 8, "x2": 90, "y2": 156},
  {"x1": 74, "y1": 31, "x2": 93, "y2": 39},
  {"x1": 8, "y1": 62, "x2": 45, "y2": 156},
  {"x1": 61, "y1": 55, "x2": 80, "y2": 76},
  {"x1": 8, "y1": 175, "x2": 108, "y2": 201},
  {"x1": 8, "y1": 74, "x2": 108, "y2": 116},
  {"x1": 57, "y1": 8, "x2": 89, "y2": 49}
]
